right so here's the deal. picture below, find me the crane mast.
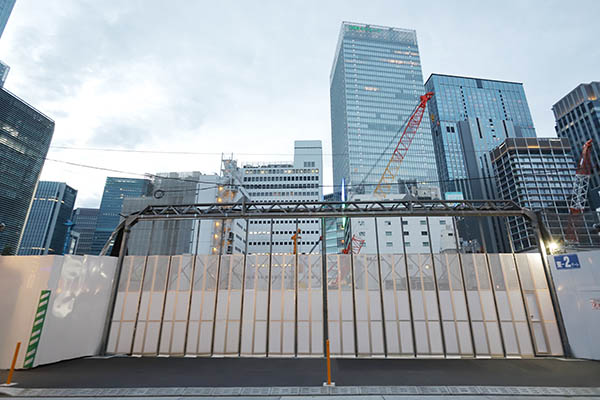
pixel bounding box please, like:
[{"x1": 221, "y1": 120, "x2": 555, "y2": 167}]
[
  {"x1": 566, "y1": 139, "x2": 593, "y2": 243},
  {"x1": 373, "y1": 92, "x2": 434, "y2": 198}
]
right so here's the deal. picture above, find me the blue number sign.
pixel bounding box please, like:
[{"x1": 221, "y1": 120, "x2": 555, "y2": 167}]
[{"x1": 554, "y1": 254, "x2": 581, "y2": 270}]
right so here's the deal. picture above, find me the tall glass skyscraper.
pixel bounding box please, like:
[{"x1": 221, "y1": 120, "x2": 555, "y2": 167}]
[
  {"x1": 0, "y1": 88, "x2": 55, "y2": 255},
  {"x1": 553, "y1": 82, "x2": 600, "y2": 210},
  {"x1": 91, "y1": 177, "x2": 152, "y2": 254},
  {"x1": 425, "y1": 74, "x2": 537, "y2": 197},
  {"x1": 330, "y1": 22, "x2": 438, "y2": 195},
  {"x1": 18, "y1": 181, "x2": 77, "y2": 255}
]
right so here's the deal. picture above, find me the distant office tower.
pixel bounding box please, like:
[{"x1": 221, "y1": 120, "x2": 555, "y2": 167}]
[
  {"x1": 0, "y1": 0, "x2": 15, "y2": 39},
  {"x1": 553, "y1": 82, "x2": 600, "y2": 210},
  {"x1": 17, "y1": 181, "x2": 77, "y2": 255},
  {"x1": 330, "y1": 22, "x2": 438, "y2": 195},
  {"x1": 323, "y1": 192, "x2": 345, "y2": 254},
  {"x1": 0, "y1": 88, "x2": 55, "y2": 255},
  {"x1": 0, "y1": 60, "x2": 9, "y2": 87},
  {"x1": 91, "y1": 177, "x2": 152, "y2": 254},
  {"x1": 491, "y1": 137, "x2": 599, "y2": 251},
  {"x1": 242, "y1": 140, "x2": 323, "y2": 254},
  {"x1": 425, "y1": 74, "x2": 537, "y2": 252},
  {"x1": 71, "y1": 208, "x2": 99, "y2": 255}
]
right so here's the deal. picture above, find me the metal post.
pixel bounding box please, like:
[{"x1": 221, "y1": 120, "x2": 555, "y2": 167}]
[
  {"x1": 348, "y1": 218, "x2": 359, "y2": 357},
  {"x1": 155, "y1": 255, "x2": 173, "y2": 355},
  {"x1": 452, "y1": 217, "x2": 477, "y2": 357},
  {"x1": 531, "y1": 213, "x2": 572, "y2": 357},
  {"x1": 426, "y1": 217, "x2": 447, "y2": 357},
  {"x1": 373, "y1": 217, "x2": 388, "y2": 357},
  {"x1": 130, "y1": 220, "x2": 155, "y2": 355},
  {"x1": 265, "y1": 218, "x2": 274, "y2": 357},
  {"x1": 210, "y1": 219, "x2": 226, "y2": 356},
  {"x1": 294, "y1": 218, "x2": 299, "y2": 357},
  {"x1": 321, "y1": 217, "x2": 329, "y2": 356},
  {"x1": 100, "y1": 221, "x2": 132, "y2": 355},
  {"x1": 238, "y1": 219, "x2": 250, "y2": 356}
]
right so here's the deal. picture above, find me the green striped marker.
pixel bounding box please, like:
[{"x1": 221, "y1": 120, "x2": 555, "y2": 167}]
[{"x1": 23, "y1": 290, "x2": 51, "y2": 369}]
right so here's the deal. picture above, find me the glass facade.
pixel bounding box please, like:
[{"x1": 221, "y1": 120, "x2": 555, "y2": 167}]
[
  {"x1": 71, "y1": 207, "x2": 99, "y2": 255},
  {"x1": 0, "y1": 88, "x2": 55, "y2": 255},
  {"x1": 91, "y1": 177, "x2": 152, "y2": 254},
  {"x1": 553, "y1": 82, "x2": 600, "y2": 210},
  {"x1": 425, "y1": 74, "x2": 536, "y2": 196},
  {"x1": 0, "y1": 0, "x2": 15, "y2": 39},
  {"x1": 330, "y1": 22, "x2": 438, "y2": 195},
  {"x1": 18, "y1": 181, "x2": 77, "y2": 255}
]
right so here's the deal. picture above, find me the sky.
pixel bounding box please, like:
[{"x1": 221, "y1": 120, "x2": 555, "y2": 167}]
[{"x1": 0, "y1": 0, "x2": 598, "y2": 208}]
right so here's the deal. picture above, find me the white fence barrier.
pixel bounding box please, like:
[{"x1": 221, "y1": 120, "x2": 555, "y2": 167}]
[
  {"x1": 549, "y1": 250, "x2": 600, "y2": 360},
  {"x1": 0, "y1": 255, "x2": 117, "y2": 369}
]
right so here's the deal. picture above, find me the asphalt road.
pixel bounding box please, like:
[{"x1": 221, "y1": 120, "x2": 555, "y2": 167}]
[{"x1": 1, "y1": 357, "x2": 599, "y2": 388}]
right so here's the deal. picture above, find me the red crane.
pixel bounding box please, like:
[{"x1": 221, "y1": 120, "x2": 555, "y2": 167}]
[
  {"x1": 373, "y1": 92, "x2": 435, "y2": 198},
  {"x1": 566, "y1": 139, "x2": 593, "y2": 243},
  {"x1": 342, "y1": 235, "x2": 366, "y2": 255}
]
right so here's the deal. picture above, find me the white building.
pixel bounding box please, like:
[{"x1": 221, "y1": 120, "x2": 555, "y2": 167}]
[
  {"x1": 350, "y1": 191, "x2": 457, "y2": 255},
  {"x1": 242, "y1": 140, "x2": 323, "y2": 255}
]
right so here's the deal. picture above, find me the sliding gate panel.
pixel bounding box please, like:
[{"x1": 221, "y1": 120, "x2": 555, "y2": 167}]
[
  {"x1": 434, "y1": 253, "x2": 473, "y2": 357},
  {"x1": 326, "y1": 254, "x2": 355, "y2": 357},
  {"x1": 159, "y1": 255, "x2": 193, "y2": 355},
  {"x1": 406, "y1": 254, "x2": 444, "y2": 356},
  {"x1": 380, "y1": 254, "x2": 414, "y2": 357},
  {"x1": 107, "y1": 256, "x2": 145, "y2": 354},
  {"x1": 213, "y1": 255, "x2": 244, "y2": 356},
  {"x1": 297, "y1": 254, "x2": 323, "y2": 357},
  {"x1": 186, "y1": 255, "x2": 218, "y2": 356},
  {"x1": 515, "y1": 254, "x2": 563, "y2": 356},
  {"x1": 488, "y1": 254, "x2": 534, "y2": 358},
  {"x1": 240, "y1": 254, "x2": 269, "y2": 357},
  {"x1": 269, "y1": 254, "x2": 296, "y2": 356},
  {"x1": 461, "y1": 254, "x2": 503, "y2": 357},
  {"x1": 353, "y1": 254, "x2": 385, "y2": 357}
]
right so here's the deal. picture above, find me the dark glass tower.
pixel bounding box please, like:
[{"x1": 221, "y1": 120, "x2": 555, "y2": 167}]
[
  {"x1": 91, "y1": 177, "x2": 152, "y2": 254},
  {"x1": 330, "y1": 22, "x2": 438, "y2": 195},
  {"x1": 553, "y1": 82, "x2": 600, "y2": 210},
  {"x1": 71, "y1": 207, "x2": 99, "y2": 255},
  {"x1": 0, "y1": 88, "x2": 55, "y2": 255},
  {"x1": 0, "y1": 0, "x2": 15, "y2": 39},
  {"x1": 18, "y1": 181, "x2": 77, "y2": 255}
]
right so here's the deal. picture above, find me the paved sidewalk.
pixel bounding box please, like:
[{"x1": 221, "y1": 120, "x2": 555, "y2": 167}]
[{"x1": 1, "y1": 357, "x2": 599, "y2": 389}]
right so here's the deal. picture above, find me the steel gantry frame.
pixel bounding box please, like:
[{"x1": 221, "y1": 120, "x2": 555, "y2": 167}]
[{"x1": 99, "y1": 199, "x2": 571, "y2": 357}]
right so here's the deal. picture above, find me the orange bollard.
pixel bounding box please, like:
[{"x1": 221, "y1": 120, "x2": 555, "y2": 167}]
[
  {"x1": 5, "y1": 342, "x2": 21, "y2": 386},
  {"x1": 322, "y1": 339, "x2": 334, "y2": 386}
]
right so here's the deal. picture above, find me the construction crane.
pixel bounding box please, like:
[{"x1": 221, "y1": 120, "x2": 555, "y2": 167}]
[
  {"x1": 342, "y1": 235, "x2": 365, "y2": 254},
  {"x1": 373, "y1": 92, "x2": 435, "y2": 198},
  {"x1": 567, "y1": 139, "x2": 593, "y2": 244}
]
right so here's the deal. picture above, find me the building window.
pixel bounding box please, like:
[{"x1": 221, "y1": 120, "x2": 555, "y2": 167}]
[
  {"x1": 358, "y1": 231, "x2": 365, "y2": 237},
  {"x1": 423, "y1": 242, "x2": 430, "y2": 247},
  {"x1": 386, "y1": 242, "x2": 393, "y2": 247},
  {"x1": 402, "y1": 220, "x2": 408, "y2": 225},
  {"x1": 405, "y1": 242, "x2": 411, "y2": 247},
  {"x1": 385, "y1": 231, "x2": 392, "y2": 236},
  {"x1": 421, "y1": 231, "x2": 428, "y2": 236},
  {"x1": 440, "y1": 220, "x2": 446, "y2": 225},
  {"x1": 420, "y1": 220, "x2": 427, "y2": 225}
]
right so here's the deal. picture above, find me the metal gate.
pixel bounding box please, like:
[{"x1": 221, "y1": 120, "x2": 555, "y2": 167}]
[{"x1": 106, "y1": 251, "x2": 563, "y2": 358}]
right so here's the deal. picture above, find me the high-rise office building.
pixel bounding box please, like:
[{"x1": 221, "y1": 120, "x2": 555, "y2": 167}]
[
  {"x1": 552, "y1": 82, "x2": 600, "y2": 210},
  {"x1": 330, "y1": 22, "x2": 438, "y2": 195},
  {"x1": 425, "y1": 75, "x2": 537, "y2": 252},
  {"x1": 0, "y1": 0, "x2": 15, "y2": 40},
  {"x1": 0, "y1": 60, "x2": 9, "y2": 87},
  {"x1": 71, "y1": 208, "x2": 99, "y2": 255},
  {"x1": 491, "y1": 137, "x2": 599, "y2": 251},
  {"x1": 0, "y1": 88, "x2": 55, "y2": 255},
  {"x1": 17, "y1": 181, "x2": 77, "y2": 255},
  {"x1": 91, "y1": 177, "x2": 152, "y2": 254},
  {"x1": 425, "y1": 74, "x2": 537, "y2": 196}
]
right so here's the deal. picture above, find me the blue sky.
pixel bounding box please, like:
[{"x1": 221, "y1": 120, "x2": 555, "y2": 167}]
[{"x1": 1, "y1": 0, "x2": 598, "y2": 207}]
